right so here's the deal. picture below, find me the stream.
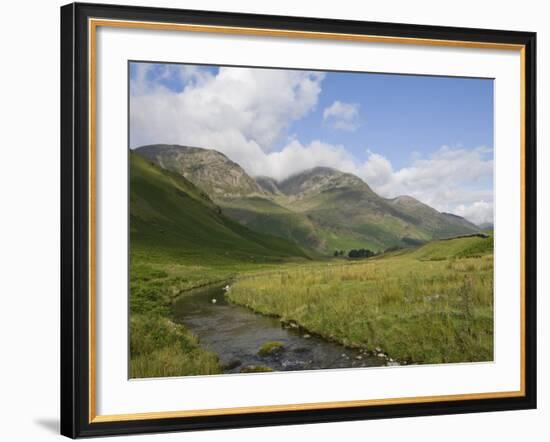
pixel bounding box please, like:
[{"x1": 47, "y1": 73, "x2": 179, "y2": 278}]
[{"x1": 172, "y1": 284, "x2": 386, "y2": 374}]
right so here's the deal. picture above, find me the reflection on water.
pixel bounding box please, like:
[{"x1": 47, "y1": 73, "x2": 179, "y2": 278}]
[{"x1": 173, "y1": 284, "x2": 385, "y2": 374}]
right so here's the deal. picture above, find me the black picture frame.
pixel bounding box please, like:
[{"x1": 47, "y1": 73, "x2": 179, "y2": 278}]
[{"x1": 61, "y1": 2, "x2": 537, "y2": 438}]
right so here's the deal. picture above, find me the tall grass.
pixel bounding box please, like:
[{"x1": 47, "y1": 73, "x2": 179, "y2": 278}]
[
  {"x1": 228, "y1": 252, "x2": 494, "y2": 364},
  {"x1": 130, "y1": 314, "x2": 220, "y2": 378},
  {"x1": 129, "y1": 257, "x2": 227, "y2": 378}
]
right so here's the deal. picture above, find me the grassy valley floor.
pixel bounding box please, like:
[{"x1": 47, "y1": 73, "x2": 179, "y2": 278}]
[
  {"x1": 130, "y1": 234, "x2": 493, "y2": 377},
  {"x1": 228, "y1": 236, "x2": 494, "y2": 365}
]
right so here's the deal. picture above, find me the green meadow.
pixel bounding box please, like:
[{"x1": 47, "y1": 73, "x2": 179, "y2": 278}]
[{"x1": 228, "y1": 236, "x2": 494, "y2": 364}]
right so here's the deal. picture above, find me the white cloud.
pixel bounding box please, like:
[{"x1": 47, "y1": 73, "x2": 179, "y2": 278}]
[
  {"x1": 454, "y1": 201, "x2": 494, "y2": 225},
  {"x1": 360, "y1": 151, "x2": 394, "y2": 188},
  {"x1": 357, "y1": 146, "x2": 494, "y2": 224},
  {"x1": 259, "y1": 140, "x2": 358, "y2": 181},
  {"x1": 322, "y1": 101, "x2": 360, "y2": 131},
  {"x1": 130, "y1": 64, "x2": 324, "y2": 157}
]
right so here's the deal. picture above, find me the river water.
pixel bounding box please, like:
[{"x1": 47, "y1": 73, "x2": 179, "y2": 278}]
[{"x1": 173, "y1": 284, "x2": 385, "y2": 374}]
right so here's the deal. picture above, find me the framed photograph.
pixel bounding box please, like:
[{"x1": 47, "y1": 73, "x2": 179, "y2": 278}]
[{"x1": 60, "y1": 2, "x2": 536, "y2": 438}]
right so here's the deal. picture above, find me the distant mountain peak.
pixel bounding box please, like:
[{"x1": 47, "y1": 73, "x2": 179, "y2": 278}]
[
  {"x1": 254, "y1": 176, "x2": 282, "y2": 195},
  {"x1": 391, "y1": 195, "x2": 421, "y2": 204},
  {"x1": 440, "y1": 211, "x2": 463, "y2": 219},
  {"x1": 306, "y1": 166, "x2": 339, "y2": 174},
  {"x1": 135, "y1": 144, "x2": 265, "y2": 198},
  {"x1": 278, "y1": 166, "x2": 374, "y2": 197},
  {"x1": 287, "y1": 166, "x2": 346, "y2": 178},
  {"x1": 137, "y1": 143, "x2": 230, "y2": 160},
  {"x1": 477, "y1": 222, "x2": 494, "y2": 231}
]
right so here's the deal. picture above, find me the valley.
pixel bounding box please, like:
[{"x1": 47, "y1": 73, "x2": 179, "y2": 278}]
[{"x1": 129, "y1": 145, "x2": 493, "y2": 378}]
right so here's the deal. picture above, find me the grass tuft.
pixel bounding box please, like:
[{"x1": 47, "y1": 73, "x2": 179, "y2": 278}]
[{"x1": 258, "y1": 341, "x2": 284, "y2": 356}]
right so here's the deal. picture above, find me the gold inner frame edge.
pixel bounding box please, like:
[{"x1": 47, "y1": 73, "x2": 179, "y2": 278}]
[{"x1": 87, "y1": 17, "x2": 527, "y2": 423}]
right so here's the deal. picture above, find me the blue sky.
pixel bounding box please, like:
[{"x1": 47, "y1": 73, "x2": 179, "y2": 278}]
[
  {"x1": 291, "y1": 72, "x2": 493, "y2": 170},
  {"x1": 129, "y1": 62, "x2": 494, "y2": 224}
]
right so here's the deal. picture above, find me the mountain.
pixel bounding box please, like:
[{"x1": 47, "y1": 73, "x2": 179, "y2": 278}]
[
  {"x1": 255, "y1": 176, "x2": 282, "y2": 195},
  {"x1": 277, "y1": 166, "x2": 377, "y2": 199},
  {"x1": 129, "y1": 151, "x2": 313, "y2": 264},
  {"x1": 275, "y1": 167, "x2": 479, "y2": 250},
  {"x1": 133, "y1": 145, "x2": 480, "y2": 254},
  {"x1": 388, "y1": 196, "x2": 481, "y2": 239},
  {"x1": 478, "y1": 222, "x2": 494, "y2": 231},
  {"x1": 135, "y1": 145, "x2": 324, "y2": 250},
  {"x1": 135, "y1": 144, "x2": 265, "y2": 198},
  {"x1": 219, "y1": 196, "x2": 324, "y2": 250}
]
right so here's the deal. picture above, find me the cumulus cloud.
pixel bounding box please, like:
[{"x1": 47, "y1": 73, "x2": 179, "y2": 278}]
[
  {"x1": 259, "y1": 140, "x2": 358, "y2": 181},
  {"x1": 130, "y1": 63, "x2": 324, "y2": 157},
  {"x1": 360, "y1": 151, "x2": 394, "y2": 188},
  {"x1": 322, "y1": 100, "x2": 360, "y2": 131},
  {"x1": 357, "y1": 146, "x2": 494, "y2": 225},
  {"x1": 454, "y1": 201, "x2": 494, "y2": 225}
]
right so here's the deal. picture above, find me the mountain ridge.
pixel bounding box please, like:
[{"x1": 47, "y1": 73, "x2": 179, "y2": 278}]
[
  {"x1": 133, "y1": 144, "x2": 480, "y2": 254},
  {"x1": 136, "y1": 144, "x2": 267, "y2": 198},
  {"x1": 130, "y1": 151, "x2": 314, "y2": 263}
]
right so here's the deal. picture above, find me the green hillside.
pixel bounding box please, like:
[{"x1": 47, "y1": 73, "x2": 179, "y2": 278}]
[
  {"x1": 133, "y1": 145, "x2": 481, "y2": 256},
  {"x1": 130, "y1": 152, "x2": 314, "y2": 264},
  {"x1": 220, "y1": 196, "x2": 325, "y2": 250},
  {"x1": 218, "y1": 174, "x2": 481, "y2": 254},
  {"x1": 407, "y1": 234, "x2": 494, "y2": 261},
  {"x1": 283, "y1": 185, "x2": 430, "y2": 251}
]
